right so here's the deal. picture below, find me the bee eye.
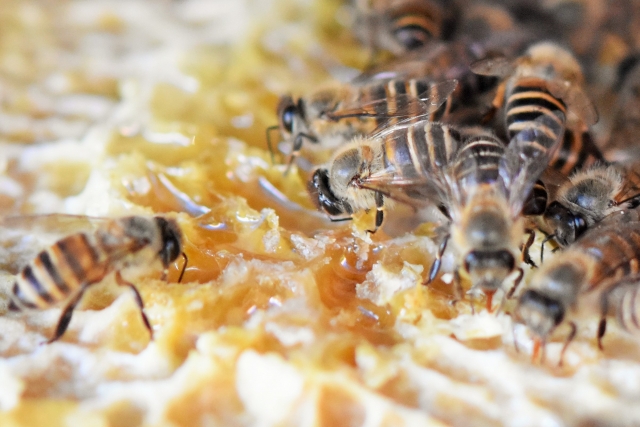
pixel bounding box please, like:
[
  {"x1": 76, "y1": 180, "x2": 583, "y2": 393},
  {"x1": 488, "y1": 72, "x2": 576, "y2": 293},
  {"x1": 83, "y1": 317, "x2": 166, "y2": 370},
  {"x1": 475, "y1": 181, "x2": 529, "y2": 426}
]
[
  {"x1": 282, "y1": 105, "x2": 297, "y2": 133},
  {"x1": 393, "y1": 26, "x2": 431, "y2": 50},
  {"x1": 573, "y1": 215, "x2": 588, "y2": 239}
]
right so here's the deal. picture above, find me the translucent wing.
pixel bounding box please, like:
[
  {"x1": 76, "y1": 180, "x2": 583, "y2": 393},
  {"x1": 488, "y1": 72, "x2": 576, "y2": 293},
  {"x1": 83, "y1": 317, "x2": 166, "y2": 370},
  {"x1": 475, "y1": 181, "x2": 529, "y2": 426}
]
[
  {"x1": 325, "y1": 79, "x2": 458, "y2": 123},
  {"x1": 358, "y1": 166, "x2": 447, "y2": 208},
  {"x1": 0, "y1": 214, "x2": 110, "y2": 236},
  {"x1": 546, "y1": 79, "x2": 599, "y2": 127},
  {"x1": 0, "y1": 214, "x2": 113, "y2": 274},
  {"x1": 501, "y1": 111, "x2": 566, "y2": 217},
  {"x1": 538, "y1": 167, "x2": 570, "y2": 202},
  {"x1": 469, "y1": 56, "x2": 515, "y2": 78}
]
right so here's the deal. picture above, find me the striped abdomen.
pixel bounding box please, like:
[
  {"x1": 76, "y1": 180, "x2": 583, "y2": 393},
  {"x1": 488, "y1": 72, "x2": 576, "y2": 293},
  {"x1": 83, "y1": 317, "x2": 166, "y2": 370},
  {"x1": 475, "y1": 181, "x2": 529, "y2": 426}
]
[
  {"x1": 548, "y1": 129, "x2": 604, "y2": 176},
  {"x1": 9, "y1": 233, "x2": 108, "y2": 311},
  {"x1": 354, "y1": 78, "x2": 453, "y2": 127},
  {"x1": 573, "y1": 223, "x2": 640, "y2": 293},
  {"x1": 452, "y1": 134, "x2": 504, "y2": 189},
  {"x1": 388, "y1": 1, "x2": 442, "y2": 50},
  {"x1": 381, "y1": 120, "x2": 461, "y2": 179},
  {"x1": 505, "y1": 77, "x2": 566, "y2": 142}
]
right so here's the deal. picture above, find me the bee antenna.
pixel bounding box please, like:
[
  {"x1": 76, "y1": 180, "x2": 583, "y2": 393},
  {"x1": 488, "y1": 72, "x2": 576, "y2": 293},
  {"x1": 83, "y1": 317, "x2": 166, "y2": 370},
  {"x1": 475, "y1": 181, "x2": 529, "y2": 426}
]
[
  {"x1": 265, "y1": 125, "x2": 280, "y2": 164},
  {"x1": 178, "y1": 252, "x2": 188, "y2": 283}
]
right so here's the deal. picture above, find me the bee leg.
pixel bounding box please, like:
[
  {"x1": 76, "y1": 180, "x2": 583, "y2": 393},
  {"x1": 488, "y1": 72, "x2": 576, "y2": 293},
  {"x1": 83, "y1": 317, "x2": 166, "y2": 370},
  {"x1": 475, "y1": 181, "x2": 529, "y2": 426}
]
[
  {"x1": 46, "y1": 285, "x2": 89, "y2": 344},
  {"x1": 265, "y1": 125, "x2": 280, "y2": 164},
  {"x1": 559, "y1": 321, "x2": 577, "y2": 367},
  {"x1": 441, "y1": 94, "x2": 453, "y2": 121},
  {"x1": 284, "y1": 133, "x2": 316, "y2": 176},
  {"x1": 115, "y1": 271, "x2": 153, "y2": 340},
  {"x1": 597, "y1": 317, "x2": 607, "y2": 351},
  {"x1": 178, "y1": 252, "x2": 188, "y2": 283},
  {"x1": 512, "y1": 320, "x2": 520, "y2": 353},
  {"x1": 425, "y1": 235, "x2": 449, "y2": 285},
  {"x1": 597, "y1": 294, "x2": 609, "y2": 351},
  {"x1": 521, "y1": 229, "x2": 537, "y2": 268},
  {"x1": 507, "y1": 267, "x2": 525, "y2": 299},
  {"x1": 366, "y1": 192, "x2": 384, "y2": 234},
  {"x1": 451, "y1": 269, "x2": 470, "y2": 313},
  {"x1": 481, "y1": 82, "x2": 505, "y2": 125},
  {"x1": 539, "y1": 233, "x2": 554, "y2": 265}
]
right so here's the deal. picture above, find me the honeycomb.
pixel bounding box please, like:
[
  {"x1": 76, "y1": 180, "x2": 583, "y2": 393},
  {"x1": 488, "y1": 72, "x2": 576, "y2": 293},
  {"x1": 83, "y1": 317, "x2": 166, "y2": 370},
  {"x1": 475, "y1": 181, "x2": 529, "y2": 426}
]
[{"x1": 0, "y1": 1, "x2": 639, "y2": 427}]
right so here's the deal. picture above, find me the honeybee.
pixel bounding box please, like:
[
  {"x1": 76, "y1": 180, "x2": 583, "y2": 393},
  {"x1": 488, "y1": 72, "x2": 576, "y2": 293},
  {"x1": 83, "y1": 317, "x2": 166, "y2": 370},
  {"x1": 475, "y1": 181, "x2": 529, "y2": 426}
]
[
  {"x1": 471, "y1": 41, "x2": 602, "y2": 175},
  {"x1": 515, "y1": 216, "x2": 640, "y2": 365},
  {"x1": 543, "y1": 162, "x2": 640, "y2": 247},
  {"x1": 269, "y1": 78, "x2": 458, "y2": 173},
  {"x1": 6, "y1": 215, "x2": 187, "y2": 343},
  {"x1": 352, "y1": 0, "x2": 456, "y2": 56},
  {"x1": 308, "y1": 119, "x2": 463, "y2": 233},
  {"x1": 308, "y1": 113, "x2": 564, "y2": 309}
]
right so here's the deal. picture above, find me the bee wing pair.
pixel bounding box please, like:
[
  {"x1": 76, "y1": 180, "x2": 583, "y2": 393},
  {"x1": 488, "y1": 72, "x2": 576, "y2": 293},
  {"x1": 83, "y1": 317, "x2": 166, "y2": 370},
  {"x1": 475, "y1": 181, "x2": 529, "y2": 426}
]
[
  {"x1": 546, "y1": 79, "x2": 599, "y2": 128},
  {"x1": 325, "y1": 79, "x2": 458, "y2": 130},
  {"x1": 0, "y1": 214, "x2": 107, "y2": 238},
  {"x1": 358, "y1": 113, "x2": 565, "y2": 217},
  {"x1": 498, "y1": 112, "x2": 566, "y2": 217}
]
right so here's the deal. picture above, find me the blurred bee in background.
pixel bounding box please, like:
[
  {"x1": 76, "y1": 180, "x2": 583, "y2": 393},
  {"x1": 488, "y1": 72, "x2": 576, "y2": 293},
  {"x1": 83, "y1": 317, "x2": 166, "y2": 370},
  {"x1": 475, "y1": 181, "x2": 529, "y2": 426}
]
[
  {"x1": 6, "y1": 215, "x2": 187, "y2": 343},
  {"x1": 516, "y1": 215, "x2": 640, "y2": 365},
  {"x1": 268, "y1": 78, "x2": 458, "y2": 174},
  {"x1": 539, "y1": 0, "x2": 607, "y2": 59},
  {"x1": 471, "y1": 41, "x2": 603, "y2": 176},
  {"x1": 352, "y1": 0, "x2": 457, "y2": 56},
  {"x1": 542, "y1": 162, "x2": 640, "y2": 248},
  {"x1": 456, "y1": 2, "x2": 517, "y2": 42}
]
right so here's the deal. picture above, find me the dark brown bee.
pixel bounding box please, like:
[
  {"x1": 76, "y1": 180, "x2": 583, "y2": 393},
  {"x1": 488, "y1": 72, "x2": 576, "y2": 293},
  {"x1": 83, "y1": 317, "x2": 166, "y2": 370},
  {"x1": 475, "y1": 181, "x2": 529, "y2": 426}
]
[
  {"x1": 516, "y1": 215, "x2": 640, "y2": 365},
  {"x1": 269, "y1": 78, "x2": 457, "y2": 173},
  {"x1": 7, "y1": 215, "x2": 187, "y2": 343},
  {"x1": 471, "y1": 41, "x2": 602, "y2": 176},
  {"x1": 352, "y1": 0, "x2": 456, "y2": 55}
]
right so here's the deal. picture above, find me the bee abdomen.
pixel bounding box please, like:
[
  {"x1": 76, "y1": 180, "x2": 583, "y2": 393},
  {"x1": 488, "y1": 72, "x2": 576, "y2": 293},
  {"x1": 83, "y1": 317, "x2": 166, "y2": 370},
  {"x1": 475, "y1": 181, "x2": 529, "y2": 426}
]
[
  {"x1": 10, "y1": 233, "x2": 105, "y2": 311},
  {"x1": 453, "y1": 135, "x2": 504, "y2": 185},
  {"x1": 549, "y1": 129, "x2": 603, "y2": 175},
  {"x1": 506, "y1": 83, "x2": 566, "y2": 139},
  {"x1": 390, "y1": 4, "x2": 440, "y2": 50},
  {"x1": 522, "y1": 179, "x2": 548, "y2": 216}
]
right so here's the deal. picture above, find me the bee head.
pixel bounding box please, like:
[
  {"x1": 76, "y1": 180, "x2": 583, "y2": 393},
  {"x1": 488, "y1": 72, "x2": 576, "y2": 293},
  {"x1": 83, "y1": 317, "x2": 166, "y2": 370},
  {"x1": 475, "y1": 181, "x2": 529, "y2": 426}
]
[
  {"x1": 463, "y1": 249, "x2": 515, "y2": 292},
  {"x1": 154, "y1": 217, "x2": 183, "y2": 268},
  {"x1": 543, "y1": 201, "x2": 587, "y2": 246},
  {"x1": 516, "y1": 289, "x2": 565, "y2": 340},
  {"x1": 308, "y1": 168, "x2": 352, "y2": 218},
  {"x1": 277, "y1": 95, "x2": 304, "y2": 138}
]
